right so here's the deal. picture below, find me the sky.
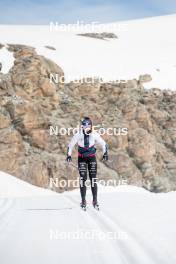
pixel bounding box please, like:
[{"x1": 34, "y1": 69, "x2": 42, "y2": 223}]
[{"x1": 0, "y1": 0, "x2": 176, "y2": 24}]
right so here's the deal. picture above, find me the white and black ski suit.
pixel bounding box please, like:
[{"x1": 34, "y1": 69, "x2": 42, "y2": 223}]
[{"x1": 67, "y1": 130, "x2": 107, "y2": 203}]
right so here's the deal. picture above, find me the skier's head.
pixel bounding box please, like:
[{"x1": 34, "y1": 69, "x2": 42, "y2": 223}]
[{"x1": 81, "y1": 117, "x2": 92, "y2": 134}]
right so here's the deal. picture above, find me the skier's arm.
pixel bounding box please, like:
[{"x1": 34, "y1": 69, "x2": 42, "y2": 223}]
[{"x1": 67, "y1": 133, "x2": 79, "y2": 156}]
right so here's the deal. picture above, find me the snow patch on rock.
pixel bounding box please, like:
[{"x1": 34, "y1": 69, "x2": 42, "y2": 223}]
[{"x1": 0, "y1": 46, "x2": 14, "y2": 74}]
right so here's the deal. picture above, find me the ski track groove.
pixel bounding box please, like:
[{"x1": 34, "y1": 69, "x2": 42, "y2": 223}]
[
  {"x1": 65, "y1": 194, "x2": 127, "y2": 264},
  {"x1": 0, "y1": 198, "x2": 16, "y2": 222},
  {"x1": 88, "y1": 206, "x2": 159, "y2": 264},
  {"x1": 0, "y1": 198, "x2": 17, "y2": 238},
  {"x1": 66, "y1": 194, "x2": 165, "y2": 264},
  {"x1": 63, "y1": 195, "x2": 108, "y2": 264},
  {"x1": 64, "y1": 195, "x2": 113, "y2": 264},
  {"x1": 0, "y1": 195, "x2": 171, "y2": 264},
  {"x1": 106, "y1": 212, "x2": 169, "y2": 264}
]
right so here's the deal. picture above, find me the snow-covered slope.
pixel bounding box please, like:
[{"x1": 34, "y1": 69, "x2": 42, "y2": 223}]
[
  {"x1": 1, "y1": 14, "x2": 176, "y2": 89},
  {"x1": 0, "y1": 171, "x2": 55, "y2": 198},
  {"x1": 0, "y1": 171, "x2": 176, "y2": 263}
]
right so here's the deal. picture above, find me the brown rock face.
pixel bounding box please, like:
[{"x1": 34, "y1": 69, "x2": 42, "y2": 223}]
[
  {"x1": 0, "y1": 128, "x2": 24, "y2": 174},
  {"x1": 128, "y1": 128, "x2": 156, "y2": 165},
  {"x1": 106, "y1": 152, "x2": 142, "y2": 185},
  {"x1": 0, "y1": 112, "x2": 11, "y2": 128},
  {"x1": 40, "y1": 78, "x2": 56, "y2": 96},
  {"x1": 0, "y1": 44, "x2": 64, "y2": 188},
  {"x1": 0, "y1": 44, "x2": 176, "y2": 193}
]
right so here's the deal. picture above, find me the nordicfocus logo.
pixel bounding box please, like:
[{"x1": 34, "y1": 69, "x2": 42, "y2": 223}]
[
  {"x1": 49, "y1": 125, "x2": 128, "y2": 136},
  {"x1": 49, "y1": 228, "x2": 128, "y2": 241},
  {"x1": 49, "y1": 20, "x2": 127, "y2": 32},
  {"x1": 49, "y1": 73, "x2": 128, "y2": 84},
  {"x1": 49, "y1": 177, "x2": 128, "y2": 190}
]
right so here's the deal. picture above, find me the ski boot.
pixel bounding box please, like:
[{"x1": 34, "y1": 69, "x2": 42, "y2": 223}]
[
  {"x1": 92, "y1": 200, "x2": 99, "y2": 211},
  {"x1": 80, "y1": 200, "x2": 87, "y2": 211}
]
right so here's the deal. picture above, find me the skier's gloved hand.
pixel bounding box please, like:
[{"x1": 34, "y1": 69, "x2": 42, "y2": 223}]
[
  {"x1": 102, "y1": 152, "x2": 108, "y2": 161},
  {"x1": 66, "y1": 155, "x2": 72, "y2": 163}
]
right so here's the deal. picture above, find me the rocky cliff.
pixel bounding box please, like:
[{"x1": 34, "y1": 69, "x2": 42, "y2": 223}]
[{"x1": 0, "y1": 45, "x2": 176, "y2": 192}]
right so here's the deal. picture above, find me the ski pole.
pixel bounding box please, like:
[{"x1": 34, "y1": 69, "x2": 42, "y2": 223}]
[
  {"x1": 102, "y1": 159, "x2": 113, "y2": 163},
  {"x1": 65, "y1": 162, "x2": 69, "y2": 191},
  {"x1": 64, "y1": 161, "x2": 78, "y2": 169}
]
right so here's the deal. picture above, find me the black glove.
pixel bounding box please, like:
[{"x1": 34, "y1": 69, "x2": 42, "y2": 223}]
[
  {"x1": 102, "y1": 152, "x2": 108, "y2": 161},
  {"x1": 66, "y1": 155, "x2": 72, "y2": 163}
]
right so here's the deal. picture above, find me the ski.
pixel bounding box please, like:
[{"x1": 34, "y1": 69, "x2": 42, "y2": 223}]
[
  {"x1": 80, "y1": 201, "x2": 87, "y2": 211},
  {"x1": 94, "y1": 204, "x2": 100, "y2": 211},
  {"x1": 80, "y1": 205, "x2": 87, "y2": 211},
  {"x1": 25, "y1": 208, "x2": 72, "y2": 211},
  {"x1": 93, "y1": 202, "x2": 100, "y2": 211}
]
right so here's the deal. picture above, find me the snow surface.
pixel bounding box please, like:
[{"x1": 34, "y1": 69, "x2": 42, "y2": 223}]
[
  {"x1": 1, "y1": 14, "x2": 176, "y2": 89},
  {"x1": 0, "y1": 171, "x2": 56, "y2": 198},
  {"x1": 0, "y1": 171, "x2": 176, "y2": 264},
  {"x1": 0, "y1": 46, "x2": 14, "y2": 74}
]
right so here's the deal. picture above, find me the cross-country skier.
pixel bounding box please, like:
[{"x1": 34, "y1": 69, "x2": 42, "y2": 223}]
[{"x1": 66, "y1": 117, "x2": 108, "y2": 210}]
